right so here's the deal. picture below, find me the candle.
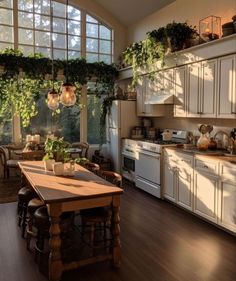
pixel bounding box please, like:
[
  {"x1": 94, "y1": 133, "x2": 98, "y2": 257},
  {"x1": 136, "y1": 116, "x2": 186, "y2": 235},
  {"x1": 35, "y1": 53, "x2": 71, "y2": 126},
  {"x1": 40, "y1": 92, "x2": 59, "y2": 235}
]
[
  {"x1": 26, "y1": 135, "x2": 31, "y2": 142},
  {"x1": 34, "y1": 134, "x2": 40, "y2": 144}
]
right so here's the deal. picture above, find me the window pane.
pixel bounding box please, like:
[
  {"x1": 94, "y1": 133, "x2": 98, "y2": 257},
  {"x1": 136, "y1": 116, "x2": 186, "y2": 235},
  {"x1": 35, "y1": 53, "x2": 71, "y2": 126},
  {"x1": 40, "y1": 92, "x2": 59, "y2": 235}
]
[
  {"x1": 100, "y1": 25, "x2": 111, "y2": 40},
  {"x1": 86, "y1": 53, "x2": 98, "y2": 63},
  {"x1": 0, "y1": 118, "x2": 12, "y2": 145},
  {"x1": 69, "y1": 35, "x2": 80, "y2": 50},
  {"x1": 35, "y1": 14, "x2": 50, "y2": 31},
  {"x1": 86, "y1": 14, "x2": 98, "y2": 24},
  {"x1": 68, "y1": 5, "x2": 80, "y2": 21},
  {"x1": 0, "y1": 42, "x2": 13, "y2": 50},
  {"x1": 86, "y1": 23, "x2": 98, "y2": 38},
  {"x1": 22, "y1": 92, "x2": 54, "y2": 140},
  {"x1": 0, "y1": 8, "x2": 13, "y2": 25},
  {"x1": 34, "y1": 0, "x2": 50, "y2": 15},
  {"x1": 18, "y1": 0, "x2": 33, "y2": 11},
  {"x1": 87, "y1": 94, "x2": 104, "y2": 144},
  {"x1": 68, "y1": 50, "x2": 80, "y2": 59},
  {"x1": 56, "y1": 107, "x2": 80, "y2": 143},
  {"x1": 68, "y1": 20, "x2": 80, "y2": 35},
  {"x1": 19, "y1": 44, "x2": 34, "y2": 55},
  {"x1": 100, "y1": 54, "x2": 111, "y2": 64},
  {"x1": 19, "y1": 28, "x2": 33, "y2": 45},
  {"x1": 18, "y1": 11, "x2": 33, "y2": 28},
  {"x1": 35, "y1": 31, "x2": 50, "y2": 47},
  {"x1": 53, "y1": 33, "x2": 66, "y2": 48},
  {"x1": 53, "y1": 17, "x2": 66, "y2": 33},
  {"x1": 0, "y1": 26, "x2": 13, "y2": 42},
  {"x1": 52, "y1": 1, "x2": 66, "y2": 17},
  {"x1": 54, "y1": 49, "x2": 66, "y2": 59},
  {"x1": 0, "y1": 0, "x2": 13, "y2": 9},
  {"x1": 99, "y1": 40, "x2": 111, "y2": 54},
  {"x1": 86, "y1": 38, "x2": 98, "y2": 52},
  {"x1": 35, "y1": 47, "x2": 50, "y2": 57}
]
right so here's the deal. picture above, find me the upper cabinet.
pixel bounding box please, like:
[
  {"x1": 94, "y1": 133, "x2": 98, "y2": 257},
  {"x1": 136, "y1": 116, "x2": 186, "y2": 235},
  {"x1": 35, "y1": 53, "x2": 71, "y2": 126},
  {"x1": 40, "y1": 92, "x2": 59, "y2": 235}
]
[
  {"x1": 174, "y1": 65, "x2": 187, "y2": 117},
  {"x1": 217, "y1": 55, "x2": 236, "y2": 119},
  {"x1": 186, "y1": 59, "x2": 217, "y2": 118}
]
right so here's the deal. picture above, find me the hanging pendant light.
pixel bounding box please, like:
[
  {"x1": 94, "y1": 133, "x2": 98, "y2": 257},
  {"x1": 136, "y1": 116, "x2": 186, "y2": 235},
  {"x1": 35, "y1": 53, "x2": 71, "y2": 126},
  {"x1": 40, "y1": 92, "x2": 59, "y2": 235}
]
[
  {"x1": 47, "y1": 0, "x2": 59, "y2": 110},
  {"x1": 60, "y1": 0, "x2": 76, "y2": 106}
]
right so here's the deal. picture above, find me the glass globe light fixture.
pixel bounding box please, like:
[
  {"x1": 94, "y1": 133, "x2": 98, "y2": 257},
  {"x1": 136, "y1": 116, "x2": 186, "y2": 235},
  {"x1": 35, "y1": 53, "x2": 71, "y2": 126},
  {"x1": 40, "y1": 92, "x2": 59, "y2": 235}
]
[
  {"x1": 60, "y1": 82, "x2": 76, "y2": 106},
  {"x1": 47, "y1": 89, "x2": 59, "y2": 110}
]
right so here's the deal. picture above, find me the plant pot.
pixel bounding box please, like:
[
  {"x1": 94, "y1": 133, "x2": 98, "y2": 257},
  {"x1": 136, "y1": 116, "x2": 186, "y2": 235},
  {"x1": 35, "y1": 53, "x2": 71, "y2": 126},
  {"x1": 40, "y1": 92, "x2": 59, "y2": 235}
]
[
  {"x1": 44, "y1": 159, "x2": 55, "y2": 171},
  {"x1": 53, "y1": 162, "x2": 64, "y2": 176}
]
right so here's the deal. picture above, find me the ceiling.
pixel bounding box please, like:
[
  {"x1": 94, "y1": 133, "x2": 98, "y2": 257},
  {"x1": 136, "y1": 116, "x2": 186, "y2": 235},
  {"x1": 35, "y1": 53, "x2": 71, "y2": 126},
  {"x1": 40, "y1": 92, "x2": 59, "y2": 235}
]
[{"x1": 93, "y1": 0, "x2": 176, "y2": 26}]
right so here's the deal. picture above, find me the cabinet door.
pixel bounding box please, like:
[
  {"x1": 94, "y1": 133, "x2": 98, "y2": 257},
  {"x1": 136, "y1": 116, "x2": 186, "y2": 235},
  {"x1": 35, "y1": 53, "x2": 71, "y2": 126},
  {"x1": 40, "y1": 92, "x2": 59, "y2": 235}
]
[
  {"x1": 201, "y1": 59, "x2": 217, "y2": 118},
  {"x1": 217, "y1": 55, "x2": 236, "y2": 118},
  {"x1": 176, "y1": 166, "x2": 193, "y2": 211},
  {"x1": 218, "y1": 180, "x2": 236, "y2": 233},
  {"x1": 163, "y1": 161, "x2": 176, "y2": 202},
  {"x1": 194, "y1": 171, "x2": 218, "y2": 223},
  {"x1": 187, "y1": 63, "x2": 201, "y2": 117},
  {"x1": 174, "y1": 66, "x2": 186, "y2": 117}
]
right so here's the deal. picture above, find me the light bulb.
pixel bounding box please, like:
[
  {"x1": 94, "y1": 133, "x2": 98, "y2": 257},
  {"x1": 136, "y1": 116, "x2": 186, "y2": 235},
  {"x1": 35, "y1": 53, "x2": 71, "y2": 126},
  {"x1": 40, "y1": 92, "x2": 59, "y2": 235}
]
[
  {"x1": 60, "y1": 82, "x2": 76, "y2": 106},
  {"x1": 47, "y1": 89, "x2": 59, "y2": 110}
]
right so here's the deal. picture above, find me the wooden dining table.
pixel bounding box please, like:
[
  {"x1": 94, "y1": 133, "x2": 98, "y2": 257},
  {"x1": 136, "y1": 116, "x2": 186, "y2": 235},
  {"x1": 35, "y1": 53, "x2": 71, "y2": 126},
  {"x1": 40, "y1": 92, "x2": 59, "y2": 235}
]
[{"x1": 18, "y1": 161, "x2": 123, "y2": 281}]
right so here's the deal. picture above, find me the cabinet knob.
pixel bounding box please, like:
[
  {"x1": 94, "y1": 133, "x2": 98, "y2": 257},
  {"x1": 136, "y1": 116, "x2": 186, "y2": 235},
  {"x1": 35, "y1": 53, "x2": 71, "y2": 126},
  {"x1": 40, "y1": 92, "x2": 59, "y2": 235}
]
[{"x1": 203, "y1": 165, "x2": 208, "y2": 168}]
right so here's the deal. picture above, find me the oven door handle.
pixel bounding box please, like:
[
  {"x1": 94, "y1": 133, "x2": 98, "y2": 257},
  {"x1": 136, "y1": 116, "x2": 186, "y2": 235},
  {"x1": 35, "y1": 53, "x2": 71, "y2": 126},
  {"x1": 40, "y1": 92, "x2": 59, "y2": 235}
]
[{"x1": 138, "y1": 150, "x2": 160, "y2": 159}]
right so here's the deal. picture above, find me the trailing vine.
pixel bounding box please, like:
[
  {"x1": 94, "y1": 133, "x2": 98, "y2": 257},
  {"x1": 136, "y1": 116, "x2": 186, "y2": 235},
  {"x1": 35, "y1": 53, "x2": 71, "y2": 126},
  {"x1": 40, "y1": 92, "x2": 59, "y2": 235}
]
[{"x1": 0, "y1": 48, "x2": 118, "y2": 129}]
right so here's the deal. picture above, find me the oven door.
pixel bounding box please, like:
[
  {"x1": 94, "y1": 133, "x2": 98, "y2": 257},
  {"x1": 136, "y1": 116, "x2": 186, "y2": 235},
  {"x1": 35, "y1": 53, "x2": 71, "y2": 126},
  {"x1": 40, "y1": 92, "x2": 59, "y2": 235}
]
[
  {"x1": 121, "y1": 151, "x2": 136, "y2": 182},
  {"x1": 136, "y1": 150, "x2": 161, "y2": 185}
]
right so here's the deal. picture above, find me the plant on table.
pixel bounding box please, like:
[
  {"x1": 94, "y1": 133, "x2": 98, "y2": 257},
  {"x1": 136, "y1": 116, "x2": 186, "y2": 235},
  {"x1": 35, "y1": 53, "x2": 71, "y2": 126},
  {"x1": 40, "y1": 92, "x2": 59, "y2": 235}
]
[{"x1": 44, "y1": 137, "x2": 69, "y2": 162}]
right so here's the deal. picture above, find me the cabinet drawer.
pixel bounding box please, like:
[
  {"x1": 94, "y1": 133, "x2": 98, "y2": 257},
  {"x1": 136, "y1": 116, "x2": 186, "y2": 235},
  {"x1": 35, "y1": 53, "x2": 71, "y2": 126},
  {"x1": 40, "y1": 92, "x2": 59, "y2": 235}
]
[
  {"x1": 194, "y1": 158, "x2": 219, "y2": 175},
  {"x1": 176, "y1": 153, "x2": 193, "y2": 167},
  {"x1": 220, "y1": 162, "x2": 236, "y2": 181}
]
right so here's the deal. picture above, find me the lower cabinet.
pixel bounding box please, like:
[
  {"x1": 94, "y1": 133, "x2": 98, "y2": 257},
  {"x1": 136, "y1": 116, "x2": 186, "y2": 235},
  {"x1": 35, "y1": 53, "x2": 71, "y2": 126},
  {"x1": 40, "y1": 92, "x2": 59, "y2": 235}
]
[
  {"x1": 163, "y1": 151, "x2": 193, "y2": 211},
  {"x1": 193, "y1": 171, "x2": 218, "y2": 223},
  {"x1": 163, "y1": 149, "x2": 236, "y2": 234},
  {"x1": 218, "y1": 179, "x2": 236, "y2": 233}
]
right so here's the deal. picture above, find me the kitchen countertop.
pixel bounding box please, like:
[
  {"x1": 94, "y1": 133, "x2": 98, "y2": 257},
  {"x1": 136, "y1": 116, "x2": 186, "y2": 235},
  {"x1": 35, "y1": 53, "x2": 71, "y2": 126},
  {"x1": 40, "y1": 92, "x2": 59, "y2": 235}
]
[{"x1": 165, "y1": 146, "x2": 236, "y2": 164}]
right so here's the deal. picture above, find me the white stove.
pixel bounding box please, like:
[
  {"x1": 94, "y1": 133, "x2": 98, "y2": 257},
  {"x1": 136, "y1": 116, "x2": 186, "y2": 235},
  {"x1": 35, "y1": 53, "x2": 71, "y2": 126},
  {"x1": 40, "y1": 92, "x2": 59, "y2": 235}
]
[{"x1": 134, "y1": 130, "x2": 189, "y2": 198}]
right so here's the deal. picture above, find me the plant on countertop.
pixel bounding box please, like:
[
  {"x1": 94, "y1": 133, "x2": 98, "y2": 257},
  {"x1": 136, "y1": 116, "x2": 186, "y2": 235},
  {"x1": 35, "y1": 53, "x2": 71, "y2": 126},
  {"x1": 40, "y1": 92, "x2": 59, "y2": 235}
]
[{"x1": 123, "y1": 21, "x2": 198, "y2": 86}]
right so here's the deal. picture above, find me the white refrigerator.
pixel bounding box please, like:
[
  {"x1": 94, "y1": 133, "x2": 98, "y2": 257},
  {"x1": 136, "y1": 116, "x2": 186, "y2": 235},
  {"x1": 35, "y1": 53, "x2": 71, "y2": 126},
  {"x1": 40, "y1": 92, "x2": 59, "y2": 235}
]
[{"x1": 107, "y1": 100, "x2": 139, "y2": 172}]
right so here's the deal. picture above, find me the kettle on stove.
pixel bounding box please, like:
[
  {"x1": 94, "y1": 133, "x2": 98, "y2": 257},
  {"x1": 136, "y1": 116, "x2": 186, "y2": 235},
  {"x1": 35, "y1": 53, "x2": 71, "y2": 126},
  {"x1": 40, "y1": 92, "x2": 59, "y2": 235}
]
[{"x1": 162, "y1": 130, "x2": 172, "y2": 141}]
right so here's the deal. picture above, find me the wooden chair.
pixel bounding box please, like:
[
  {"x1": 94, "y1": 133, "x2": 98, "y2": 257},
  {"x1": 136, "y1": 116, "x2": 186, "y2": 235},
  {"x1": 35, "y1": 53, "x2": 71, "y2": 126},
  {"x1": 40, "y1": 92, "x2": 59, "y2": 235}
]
[
  {"x1": 80, "y1": 170, "x2": 122, "y2": 254},
  {"x1": 71, "y1": 142, "x2": 89, "y2": 158},
  {"x1": 84, "y1": 162, "x2": 100, "y2": 174},
  {"x1": 0, "y1": 146, "x2": 20, "y2": 178}
]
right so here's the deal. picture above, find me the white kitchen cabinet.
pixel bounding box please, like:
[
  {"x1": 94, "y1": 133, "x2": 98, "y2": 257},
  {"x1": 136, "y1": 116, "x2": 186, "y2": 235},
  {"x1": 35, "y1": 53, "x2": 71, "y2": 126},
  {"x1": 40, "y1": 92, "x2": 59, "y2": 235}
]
[
  {"x1": 163, "y1": 149, "x2": 193, "y2": 210},
  {"x1": 217, "y1": 54, "x2": 236, "y2": 118},
  {"x1": 194, "y1": 156, "x2": 219, "y2": 223},
  {"x1": 163, "y1": 160, "x2": 176, "y2": 202},
  {"x1": 174, "y1": 65, "x2": 187, "y2": 117},
  {"x1": 218, "y1": 162, "x2": 236, "y2": 233},
  {"x1": 194, "y1": 171, "x2": 218, "y2": 223},
  {"x1": 186, "y1": 59, "x2": 217, "y2": 118}
]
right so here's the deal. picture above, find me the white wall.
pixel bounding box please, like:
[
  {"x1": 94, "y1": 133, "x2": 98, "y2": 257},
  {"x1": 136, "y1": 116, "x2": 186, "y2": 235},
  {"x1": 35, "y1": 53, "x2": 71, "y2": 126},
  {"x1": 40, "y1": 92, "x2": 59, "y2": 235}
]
[
  {"x1": 72, "y1": 0, "x2": 127, "y2": 62},
  {"x1": 152, "y1": 116, "x2": 236, "y2": 137},
  {"x1": 127, "y1": 0, "x2": 236, "y2": 43}
]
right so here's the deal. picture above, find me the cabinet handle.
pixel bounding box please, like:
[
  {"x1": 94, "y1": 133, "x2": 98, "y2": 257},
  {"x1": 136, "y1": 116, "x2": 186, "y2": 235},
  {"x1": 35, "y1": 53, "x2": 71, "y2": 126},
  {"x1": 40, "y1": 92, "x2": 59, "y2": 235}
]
[
  {"x1": 231, "y1": 112, "x2": 236, "y2": 114},
  {"x1": 197, "y1": 111, "x2": 201, "y2": 114},
  {"x1": 203, "y1": 165, "x2": 208, "y2": 168}
]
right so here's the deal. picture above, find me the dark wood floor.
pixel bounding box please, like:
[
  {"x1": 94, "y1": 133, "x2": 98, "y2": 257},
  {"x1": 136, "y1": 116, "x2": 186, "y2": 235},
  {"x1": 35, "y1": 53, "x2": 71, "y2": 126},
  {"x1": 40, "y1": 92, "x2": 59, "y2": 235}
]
[{"x1": 0, "y1": 184, "x2": 235, "y2": 281}]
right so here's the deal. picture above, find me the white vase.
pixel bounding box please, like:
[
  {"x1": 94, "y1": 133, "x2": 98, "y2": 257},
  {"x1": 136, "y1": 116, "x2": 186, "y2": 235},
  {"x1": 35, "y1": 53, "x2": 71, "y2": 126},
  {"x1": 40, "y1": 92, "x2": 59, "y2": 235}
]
[
  {"x1": 44, "y1": 159, "x2": 55, "y2": 171},
  {"x1": 53, "y1": 162, "x2": 64, "y2": 176}
]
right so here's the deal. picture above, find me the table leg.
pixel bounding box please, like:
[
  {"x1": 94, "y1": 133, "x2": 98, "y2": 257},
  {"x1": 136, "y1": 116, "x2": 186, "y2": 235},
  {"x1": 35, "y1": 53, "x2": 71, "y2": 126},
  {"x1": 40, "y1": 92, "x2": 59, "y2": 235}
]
[
  {"x1": 110, "y1": 195, "x2": 121, "y2": 268},
  {"x1": 48, "y1": 204, "x2": 62, "y2": 281}
]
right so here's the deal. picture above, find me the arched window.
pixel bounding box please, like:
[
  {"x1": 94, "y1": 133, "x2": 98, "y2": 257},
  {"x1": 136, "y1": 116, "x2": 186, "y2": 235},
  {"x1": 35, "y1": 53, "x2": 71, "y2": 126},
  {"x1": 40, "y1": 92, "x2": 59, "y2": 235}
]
[{"x1": 0, "y1": 0, "x2": 113, "y2": 62}]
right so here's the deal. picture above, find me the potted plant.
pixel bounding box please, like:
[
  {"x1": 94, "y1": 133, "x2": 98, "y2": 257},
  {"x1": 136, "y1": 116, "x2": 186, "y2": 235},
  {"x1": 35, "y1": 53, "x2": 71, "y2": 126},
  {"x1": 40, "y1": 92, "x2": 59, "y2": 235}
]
[
  {"x1": 165, "y1": 21, "x2": 198, "y2": 52},
  {"x1": 43, "y1": 137, "x2": 69, "y2": 171}
]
